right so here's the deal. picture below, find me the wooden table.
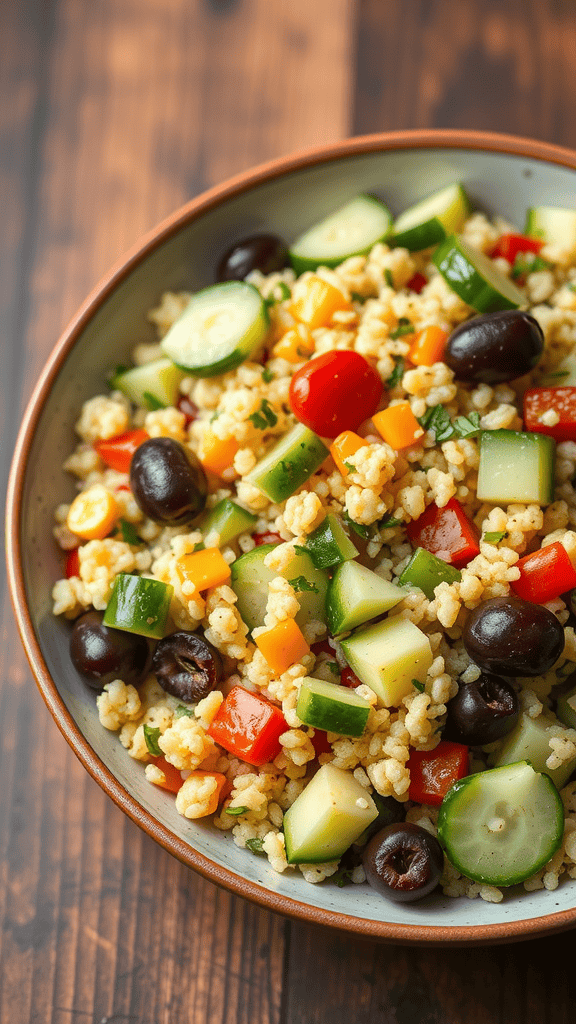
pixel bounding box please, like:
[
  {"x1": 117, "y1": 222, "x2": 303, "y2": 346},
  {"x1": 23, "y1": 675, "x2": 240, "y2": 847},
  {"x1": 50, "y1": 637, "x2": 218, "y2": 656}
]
[{"x1": 2, "y1": 1, "x2": 576, "y2": 1020}]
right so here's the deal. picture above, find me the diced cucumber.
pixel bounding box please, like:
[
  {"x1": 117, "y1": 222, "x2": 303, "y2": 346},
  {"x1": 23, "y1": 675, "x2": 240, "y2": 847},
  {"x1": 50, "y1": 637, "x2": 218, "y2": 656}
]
[
  {"x1": 289, "y1": 195, "x2": 392, "y2": 275},
  {"x1": 305, "y1": 513, "x2": 358, "y2": 569},
  {"x1": 389, "y1": 183, "x2": 471, "y2": 251},
  {"x1": 437, "y1": 761, "x2": 564, "y2": 886},
  {"x1": 245, "y1": 422, "x2": 329, "y2": 504},
  {"x1": 200, "y1": 499, "x2": 257, "y2": 546},
  {"x1": 230, "y1": 543, "x2": 328, "y2": 632},
  {"x1": 326, "y1": 560, "x2": 404, "y2": 636},
  {"x1": 160, "y1": 281, "x2": 269, "y2": 377},
  {"x1": 433, "y1": 234, "x2": 525, "y2": 313},
  {"x1": 398, "y1": 547, "x2": 461, "y2": 600},
  {"x1": 296, "y1": 676, "x2": 370, "y2": 737},
  {"x1": 525, "y1": 206, "x2": 576, "y2": 251},
  {"x1": 103, "y1": 573, "x2": 173, "y2": 639},
  {"x1": 492, "y1": 712, "x2": 576, "y2": 789},
  {"x1": 476, "y1": 429, "x2": 555, "y2": 505},
  {"x1": 340, "y1": 616, "x2": 432, "y2": 707},
  {"x1": 549, "y1": 351, "x2": 576, "y2": 386},
  {"x1": 111, "y1": 357, "x2": 186, "y2": 410},
  {"x1": 283, "y1": 763, "x2": 378, "y2": 863},
  {"x1": 557, "y1": 684, "x2": 576, "y2": 731}
]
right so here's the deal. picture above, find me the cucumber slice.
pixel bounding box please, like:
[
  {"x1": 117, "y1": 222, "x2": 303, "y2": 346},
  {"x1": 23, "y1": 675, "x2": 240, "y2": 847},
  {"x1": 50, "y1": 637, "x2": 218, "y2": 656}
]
[
  {"x1": 437, "y1": 761, "x2": 564, "y2": 886},
  {"x1": 433, "y1": 234, "x2": 525, "y2": 313},
  {"x1": 160, "y1": 281, "x2": 269, "y2": 377},
  {"x1": 283, "y1": 763, "x2": 378, "y2": 863},
  {"x1": 305, "y1": 513, "x2": 358, "y2": 569},
  {"x1": 492, "y1": 712, "x2": 576, "y2": 790},
  {"x1": 389, "y1": 183, "x2": 471, "y2": 251},
  {"x1": 326, "y1": 560, "x2": 404, "y2": 635},
  {"x1": 200, "y1": 499, "x2": 257, "y2": 546},
  {"x1": 477, "y1": 429, "x2": 555, "y2": 505},
  {"x1": 103, "y1": 573, "x2": 173, "y2": 639},
  {"x1": 230, "y1": 543, "x2": 328, "y2": 632},
  {"x1": 289, "y1": 195, "x2": 392, "y2": 275},
  {"x1": 111, "y1": 358, "x2": 186, "y2": 410},
  {"x1": 340, "y1": 616, "x2": 433, "y2": 706},
  {"x1": 526, "y1": 206, "x2": 576, "y2": 251},
  {"x1": 296, "y1": 676, "x2": 370, "y2": 737},
  {"x1": 398, "y1": 547, "x2": 461, "y2": 600},
  {"x1": 245, "y1": 422, "x2": 329, "y2": 504},
  {"x1": 557, "y1": 684, "x2": 576, "y2": 731}
]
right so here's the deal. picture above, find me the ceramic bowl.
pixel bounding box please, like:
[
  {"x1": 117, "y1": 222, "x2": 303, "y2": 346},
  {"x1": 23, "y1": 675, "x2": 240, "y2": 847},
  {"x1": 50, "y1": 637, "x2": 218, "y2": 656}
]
[{"x1": 8, "y1": 130, "x2": 576, "y2": 945}]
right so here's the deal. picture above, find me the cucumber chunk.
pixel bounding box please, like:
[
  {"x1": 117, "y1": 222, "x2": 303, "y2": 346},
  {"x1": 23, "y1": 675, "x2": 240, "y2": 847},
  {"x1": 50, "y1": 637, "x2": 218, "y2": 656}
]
[
  {"x1": 283, "y1": 764, "x2": 378, "y2": 863},
  {"x1": 477, "y1": 429, "x2": 555, "y2": 505},
  {"x1": 340, "y1": 616, "x2": 433, "y2": 706},
  {"x1": 526, "y1": 206, "x2": 576, "y2": 251},
  {"x1": 492, "y1": 712, "x2": 576, "y2": 789},
  {"x1": 230, "y1": 543, "x2": 328, "y2": 632},
  {"x1": 160, "y1": 281, "x2": 269, "y2": 377},
  {"x1": 389, "y1": 183, "x2": 471, "y2": 251},
  {"x1": 245, "y1": 422, "x2": 329, "y2": 503},
  {"x1": 200, "y1": 499, "x2": 257, "y2": 546},
  {"x1": 398, "y1": 547, "x2": 461, "y2": 600},
  {"x1": 103, "y1": 573, "x2": 173, "y2": 639},
  {"x1": 437, "y1": 761, "x2": 564, "y2": 886},
  {"x1": 557, "y1": 685, "x2": 576, "y2": 731},
  {"x1": 296, "y1": 676, "x2": 370, "y2": 737},
  {"x1": 112, "y1": 358, "x2": 186, "y2": 410},
  {"x1": 305, "y1": 513, "x2": 358, "y2": 569},
  {"x1": 326, "y1": 560, "x2": 404, "y2": 635},
  {"x1": 433, "y1": 234, "x2": 525, "y2": 313},
  {"x1": 289, "y1": 195, "x2": 392, "y2": 275}
]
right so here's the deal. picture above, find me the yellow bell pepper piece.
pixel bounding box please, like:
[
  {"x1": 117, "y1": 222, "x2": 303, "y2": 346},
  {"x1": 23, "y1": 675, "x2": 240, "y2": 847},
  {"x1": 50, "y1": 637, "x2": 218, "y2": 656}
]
[
  {"x1": 272, "y1": 324, "x2": 314, "y2": 362},
  {"x1": 254, "y1": 618, "x2": 310, "y2": 675},
  {"x1": 290, "y1": 275, "x2": 352, "y2": 330},
  {"x1": 176, "y1": 547, "x2": 231, "y2": 593},
  {"x1": 66, "y1": 484, "x2": 119, "y2": 540},
  {"x1": 199, "y1": 428, "x2": 239, "y2": 477},
  {"x1": 330, "y1": 430, "x2": 369, "y2": 477}
]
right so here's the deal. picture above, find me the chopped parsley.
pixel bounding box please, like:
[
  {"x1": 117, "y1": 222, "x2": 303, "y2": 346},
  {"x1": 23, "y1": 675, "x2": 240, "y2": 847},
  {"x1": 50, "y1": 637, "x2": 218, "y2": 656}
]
[
  {"x1": 344, "y1": 460, "x2": 356, "y2": 473},
  {"x1": 342, "y1": 511, "x2": 369, "y2": 539},
  {"x1": 261, "y1": 366, "x2": 274, "y2": 383},
  {"x1": 350, "y1": 291, "x2": 366, "y2": 304},
  {"x1": 419, "y1": 405, "x2": 482, "y2": 443},
  {"x1": 288, "y1": 576, "x2": 319, "y2": 594},
  {"x1": 245, "y1": 837, "x2": 265, "y2": 853},
  {"x1": 264, "y1": 282, "x2": 291, "y2": 309},
  {"x1": 331, "y1": 864, "x2": 356, "y2": 888},
  {"x1": 143, "y1": 725, "x2": 162, "y2": 757},
  {"x1": 378, "y1": 515, "x2": 402, "y2": 529},
  {"x1": 483, "y1": 530, "x2": 507, "y2": 543},
  {"x1": 249, "y1": 398, "x2": 278, "y2": 430},
  {"x1": 452, "y1": 411, "x2": 482, "y2": 439},
  {"x1": 326, "y1": 661, "x2": 340, "y2": 675},
  {"x1": 225, "y1": 805, "x2": 248, "y2": 816},
  {"x1": 386, "y1": 356, "x2": 405, "y2": 389},
  {"x1": 119, "y1": 519, "x2": 140, "y2": 546},
  {"x1": 174, "y1": 705, "x2": 195, "y2": 719},
  {"x1": 389, "y1": 317, "x2": 415, "y2": 340},
  {"x1": 143, "y1": 391, "x2": 166, "y2": 410},
  {"x1": 511, "y1": 253, "x2": 552, "y2": 280},
  {"x1": 384, "y1": 268, "x2": 394, "y2": 289},
  {"x1": 412, "y1": 679, "x2": 425, "y2": 693},
  {"x1": 541, "y1": 369, "x2": 570, "y2": 380}
]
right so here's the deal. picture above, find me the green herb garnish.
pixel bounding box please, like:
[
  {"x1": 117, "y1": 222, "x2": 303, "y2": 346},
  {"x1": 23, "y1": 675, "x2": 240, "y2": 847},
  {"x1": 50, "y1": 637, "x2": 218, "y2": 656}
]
[
  {"x1": 344, "y1": 461, "x2": 356, "y2": 473},
  {"x1": 143, "y1": 725, "x2": 162, "y2": 757},
  {"x1": 331, "y1": 864, "x2": 355, "y2": 888},
  {"x1": 453, "y1": 411, "x2": 482, "y2": 439},
  {"x1": 418, "y1": 404, "x2": 456, "y2": 443},
  {"x1": 262, "y1": 367, "x2": 274, "y2": 383},
  {"x1": 386, "y1": 356, "x2": 405, "y2": 389},
  {"x1": 412, "y1": 679, "x2": 425, "y2": 693},
  {"x1": 225, "y1": 805, "x2": 248, "y2": 816},
  {"x1": 350, "y1": 291, "x2": 366, "y2": 304},
  {"x1": 245, "y1": 837, "x2": 265, "y2": 853},
  {"x1": 142, "y1": 391, "x2": 166, "y2": 411},
  {"x1": 390, "y1": 317, "x2": 415, "y2": 340},
  {"x1": 342, "y1": 511, "x2": 369, "y2": 539},
  {"x1": 511, "y1": 253, "x2": 552, "y2": 280},
  {"x1": 483, "y1": 530, "x2": 507, "y2": 543},
  {"x1": 326, "y1": 661, "x2": 340, "y2": 675},
  {"x1": 288, "y1": 576, "x2": 319, "y2": 594},
  {"x1": 249, "y1": 398, "x2": 278, "y2": 430},
  {"x1": 119, "y1": 519, "x2": 140, "y2": 546},
  {"x1": 174, "y1": 705, "x2": 195, "y2": 719},
  {"x1": 541, "y1": 370, "x2": 570, "y2": 380},
  {"x1": 378, "y1": 515, "x2": 402, "y2": 529},
  {"x1": 384, "y1": 268, "x2": 394, "y2": 289}
]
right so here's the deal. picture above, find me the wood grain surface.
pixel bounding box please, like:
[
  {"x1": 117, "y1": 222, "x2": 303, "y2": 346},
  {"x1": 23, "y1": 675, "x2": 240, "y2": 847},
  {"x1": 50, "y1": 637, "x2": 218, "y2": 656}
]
[{"x1": 1, "y1": 1, "x2": 575, "y2": 1022}]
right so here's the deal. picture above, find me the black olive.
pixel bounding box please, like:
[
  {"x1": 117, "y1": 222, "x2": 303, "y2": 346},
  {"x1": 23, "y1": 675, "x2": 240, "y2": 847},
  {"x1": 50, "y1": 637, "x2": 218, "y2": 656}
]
[
  {"x1": 444, "y1": 310, "x2": 544, "y2": 385},
  {"x1": 130, "y1": 437, "x2": 207, "y2": 526},
  {"x1": 152, "y1": 631, "x2": 223, "y2": 702},
  {"x1": 363, "y1": 823, "x2": 444, "y2": 903},
  {"x1": 216, "y1": 233, "x2": 289, "y2": 282},
  {"x1": 463, "y1": 596, "x2": 564, "y2": 677},
  {"x1": 444, "y1": 673, "x2": 519, "y2": 745},
  {"x1": 70, "y1": 611, "x2": 149, "y2": 692}
]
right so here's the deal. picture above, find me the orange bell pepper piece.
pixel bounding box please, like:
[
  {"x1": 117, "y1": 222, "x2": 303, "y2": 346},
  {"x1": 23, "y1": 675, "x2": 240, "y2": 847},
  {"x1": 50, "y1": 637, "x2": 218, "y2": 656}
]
[{"x1": 373, "y1": 402, "x2": 424, "y2": 449}]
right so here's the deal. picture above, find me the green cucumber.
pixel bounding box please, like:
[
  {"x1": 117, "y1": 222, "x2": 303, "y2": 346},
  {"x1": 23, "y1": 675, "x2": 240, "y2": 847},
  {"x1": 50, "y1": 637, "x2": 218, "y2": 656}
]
[
  {"x1": 326, "y1": 560, "x2": 404, "y2": 635},
  {"x1": 245, "y1": 422, "x2": 329, "y2": 504},
  {"x1": 557, "y1": 684, "x2": 576, "y2": 731},
  {"x1": 433, "y1": 234, "x2": 525, "y2": 313},
  {"x1": 492, "y1": 712, "x2": 576, "y2": 790},
  {"x1": 476, "y1": 429, "x2": 555, "y2": 505},
  {"x1": 289, "y1": 194, "x2": 392, "y2": 275},
  {"x1": 438, "y1": 761, "x2": 564, "y2": 886},
  {"x1": 160, "y1": 281, "x2": 268, "y2": 377},
  {"x1": 305, "y1": 513, "x2": 358, "y2": 569},
  {"x1": 200, "y1": 499, "x2": 257, "y2": 546},
  {"x1": 549, "y1": 352, "x2": 576, "y2": 386},
  {"x1": 398, "y1": 547, "x2": 461, "y2": 600},
  {"x1": 525, "y1": 206, "x2": 576, "y2": 250},
  {"x1": 340, "y1": 616, "x2": 433, "y2": 707},
  {"x1": 283, "y1": 763, "x2": 378, "y2": 863},
  {"x1": 296, "y1": 676, "x2": 370, "y2": 737},
  {"x1": 111, "y1": 357, "x2": 186, "y2": 410},
  {"x1": 230, "y1": 543, "x2": 328, "y2": 632},
  {"x1": 389, "y1": 183, "x2": 471, "y2": 251},
  {"x1": 103, "y1": 573, "x2": 173, "y2": 639}
]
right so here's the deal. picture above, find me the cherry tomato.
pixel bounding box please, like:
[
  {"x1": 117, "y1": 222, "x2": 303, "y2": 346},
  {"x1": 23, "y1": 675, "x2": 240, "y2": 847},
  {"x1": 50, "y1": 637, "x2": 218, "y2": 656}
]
[
  {"x1": 95, "y1": 429, "x2": 149, "y2": 473},
  {"x1": 253, "y1": 531, "x2": 283, "y2": 546},
  {"x1": 341, "y1": 666, "x2": 362, "y2": 688},
  {"x1": 289, "y1": 351, "x2": 383, "y2": 438},
  {"x1": 491, "y1": 233, "x2": 543, "y2": 262}
]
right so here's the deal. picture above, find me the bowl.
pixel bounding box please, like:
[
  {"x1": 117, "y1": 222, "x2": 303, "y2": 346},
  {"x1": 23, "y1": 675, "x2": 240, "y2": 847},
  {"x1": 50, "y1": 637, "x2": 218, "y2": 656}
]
[{"x1": 7, "y1": 129, "x2": 576, "y2": 945}]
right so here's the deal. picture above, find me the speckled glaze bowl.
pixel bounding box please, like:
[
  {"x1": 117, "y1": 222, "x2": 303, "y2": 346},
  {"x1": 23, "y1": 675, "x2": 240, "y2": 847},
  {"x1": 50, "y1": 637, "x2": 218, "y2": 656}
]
[{"x1": 7, "y1": 130, "x2": 576, "y2": 945}]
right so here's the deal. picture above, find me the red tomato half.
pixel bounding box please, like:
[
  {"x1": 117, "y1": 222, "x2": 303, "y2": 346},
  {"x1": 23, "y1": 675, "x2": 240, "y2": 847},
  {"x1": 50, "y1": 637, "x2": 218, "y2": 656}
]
[
  {"x1": 524, "y1": 387, "x2": 576, "y2": 442},
  {"x1": 289, "y1": 351, "x2": 383, "y2": 438},
  {"x1": 253, "y1": 531, "x2": 283, "y2": 546},
  {"x1": 95, "y1": 429, "x2": 149, "y2": 473},
  {"x1": 491, "y1": 233, "x2": 543, "y2": 262},
  {"x1": 408, "y1": 741, "x2": 469, "y2": 806}
]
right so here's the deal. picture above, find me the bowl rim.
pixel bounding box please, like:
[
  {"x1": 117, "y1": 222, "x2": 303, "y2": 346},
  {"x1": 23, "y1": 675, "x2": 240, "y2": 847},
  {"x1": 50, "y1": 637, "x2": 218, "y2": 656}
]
[{"x1": 7, "y1": 128, "x2": 576, "y2": 946}]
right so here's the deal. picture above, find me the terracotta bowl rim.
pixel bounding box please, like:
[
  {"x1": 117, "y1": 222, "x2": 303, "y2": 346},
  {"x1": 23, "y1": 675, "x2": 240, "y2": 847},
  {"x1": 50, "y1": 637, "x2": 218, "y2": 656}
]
[{"x1": 7, "y1": 128, "x2": 576, "y2": 946}]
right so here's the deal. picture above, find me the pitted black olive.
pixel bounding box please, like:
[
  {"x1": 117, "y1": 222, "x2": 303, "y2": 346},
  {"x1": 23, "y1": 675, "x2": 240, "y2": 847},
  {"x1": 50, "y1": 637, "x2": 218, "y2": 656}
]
[
  {"x1": 217, "y1": 233, "x2": 289, "y2": 282},
  {"x1": 363, "y1": 822, "x2": 444, "y2": 903},
  {"x1": 70, "y1": 611, "x2": 149, "y2": 691},
  {"x1": 444, "y1": 310, "x2": 544, "y2": 385},
  {"x1": 130, "y1": 437, "x2": 207, "y2": 526},
  {"x1": 152, "y1": 631, "x2": 222, "y2": 702},
  {"x1": 444, "y1": 673, "x2": 519, "y2": 745},
  {"x1": 463, "y1": 596, "x2": 564, "y2": 677}
]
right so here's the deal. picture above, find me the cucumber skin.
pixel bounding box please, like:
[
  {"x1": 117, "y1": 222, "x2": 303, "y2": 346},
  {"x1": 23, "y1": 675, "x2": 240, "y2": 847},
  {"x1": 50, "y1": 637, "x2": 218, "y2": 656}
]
[
  {"x1": 325, "y1": 560, "x2": 404, "y2": 636},
  {"x1": 230, "y1": 543, "x2": 329, "y2": 632},
  {"x1": 305, "y1": 514, "x2": 358, "y2": 569},
  {"x1": 389, "y1": 184, "x2": 471, "y2": 252},
  {"x1": 296, "y1": 679, "x2": 370, "y2": 738},
  {"x1": 246, "y1": 424, "x2": 329, "y2": 504},
  {"x1": 398, "y1": 547, "x2": 461, "y2": 600},
  {"x1": 289, "y1": 195, "x2": 392, "y2": 275},
  {"x1": 200, "y1": 499, "x2": 257, "y2": 545},
  {"x1": 433, "y1": 234, "x2": 524, "y2": 313},
  {"x1": 103, "y1": 573, "x2": 173, "y2": 639}
]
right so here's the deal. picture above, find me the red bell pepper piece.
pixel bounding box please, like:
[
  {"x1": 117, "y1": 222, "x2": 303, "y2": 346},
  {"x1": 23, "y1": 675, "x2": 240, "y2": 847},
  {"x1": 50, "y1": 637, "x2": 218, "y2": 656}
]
[
  {"x1": 150, "y1": 756, "x2": 184, "y2": 794},
  {"x1": 253, "y1": 531, "x2": 283, "y2": 546},
  {"x1": 341, "y1": 666, "x2": 362, "y2": 689},
  {"x1": 524, "y1": 387, "x2": 576, "y2": 442},
  {"x1": 95, "y1": 428, "x2": 149, "y2": 473},
  {"x1": 65, "y1": 548, "x2": 80, "y2": 578},
  {"x1": 491, "y1": 233, "x2": 543, "y2": 262},
  {"x1": 406, "y1": 272, "x2": 427, "y2": 294},
  {"x1": 511, "y1": 541, "x2": 576, "y2": 604},
  {"x1": 408, "y1": 741, "x2": 469, "y2": 806},
  {"x1": 406, "y1": 498, "x2": 480, "y2": 569},
  {"x1": 207, "y1": 685, "x2": 288, "y2": 767},
  {"x1": 311, "y1": 729, "x2": 333, "y2": 758}
]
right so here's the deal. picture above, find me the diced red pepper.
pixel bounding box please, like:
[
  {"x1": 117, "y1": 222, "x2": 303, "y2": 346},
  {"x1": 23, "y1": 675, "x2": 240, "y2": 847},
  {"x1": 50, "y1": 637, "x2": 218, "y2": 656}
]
[
  {"x1": 406, "y1": 498, "x2": 480, "y2": 569},
  {"x1": 511, "y1": 541, "x2": 576, "y2": 604},
  {"x1": 341, "y1": 666, "x2": 362, "y2": 689},
  {"x1": 408, "y1": 741, "x2": 469, "y2": 806},
  {"x1": 310, "y1": 638, "x2": 337, "y2": 659},
  {"x1": 524, "y1": 387, "x2": 576, "y2": 442},
  {"x1": 310, "y1": 729, "x2": 333, "y2": 758},
  {"x1": 177, "y1": 394, "x2": 199, "y2": 427},
  {"x1": 406, "y1": 272, "x2": 427, "y2": 294},
  {"x1": 95, "y1": 429, "x2": 149, "y2": 473},
  {"x1": 151, "y1": 756, "x2": 184, "y2": 794},
  {"x1": 65, "y1": 548, "x2": 80, "y2": 578},
  {"x1": 207, "y1": 685, "x2": 288, "y2": 767},
  {"x1": 491, "y1": 233, "x2": 543, "y2": 263},
  {"x1": 253, "y1": 531, "x2": 283, "y2": 546}
]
